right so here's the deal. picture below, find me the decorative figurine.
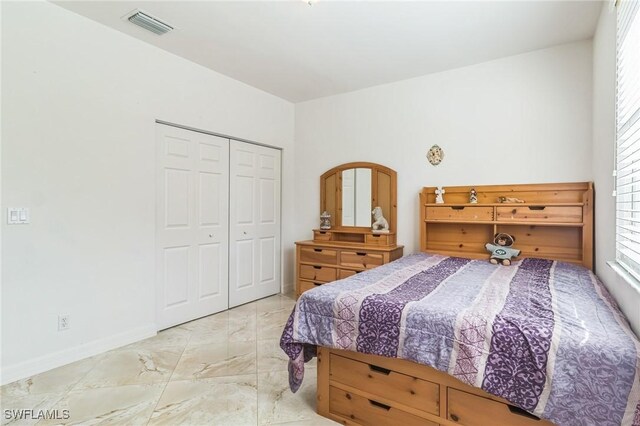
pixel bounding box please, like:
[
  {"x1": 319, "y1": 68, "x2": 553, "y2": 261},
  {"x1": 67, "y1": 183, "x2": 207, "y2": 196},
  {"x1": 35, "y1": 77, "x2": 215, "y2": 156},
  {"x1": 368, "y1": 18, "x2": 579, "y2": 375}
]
[
  {"x1": 427, "y1": 145, "x2": 444, "y2": 166},
  {"x1": 435, "y1": 187, "x2": 445, "y2": 204},
  {"x1": 371, "y1": 207, "x2": 389, "y2": 233},
  {"x1": 497, "y1": 196, "x2": 525, "y2": 203},
  {"x1": 485, "y1": 233, "x2": 520, "y2": 266},
  {"x1": 469, "y1": 188, "x2": 478, "y2": 204},
  {"x1": 320, "y1": 211, "x2": 332, "y2": 230}
]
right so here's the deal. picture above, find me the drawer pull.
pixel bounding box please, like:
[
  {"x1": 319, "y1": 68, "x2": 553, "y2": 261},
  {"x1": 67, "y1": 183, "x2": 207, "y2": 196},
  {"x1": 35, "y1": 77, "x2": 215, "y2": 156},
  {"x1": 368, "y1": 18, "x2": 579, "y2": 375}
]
[
  {"x1": 313, "y1": 266, "x2": 321, "y2": 269},
  {"x1": 528, "y1": 206, "x2": 546, "y2": 211},
  {"x1": 368, "y1": 364, "x2": 391, "y2": 375},
  {"x1": 356, "y1": 252, "x2": 367, "y2": 256},
  {"x1": 368, "y1": 400, "x2": 391, "y2": 411},
  {"x1": 313, "y1": 248, "x2": 322, "y2": 252},
  {"x1": 313, "y1": 282, "x2": 322, "y2": 286},
  {"x1": 508, "y1": 405, "x2": 540, "y2": 420},
  {"x1": 451, "y1": 206, "x2": 465, "y2": 210},
  {"x1": 450, "y1": 413, "x2": 460, "y2": 422},
  {"x1": 318, "y1": 231, "x2": 327, "y2": 234}
]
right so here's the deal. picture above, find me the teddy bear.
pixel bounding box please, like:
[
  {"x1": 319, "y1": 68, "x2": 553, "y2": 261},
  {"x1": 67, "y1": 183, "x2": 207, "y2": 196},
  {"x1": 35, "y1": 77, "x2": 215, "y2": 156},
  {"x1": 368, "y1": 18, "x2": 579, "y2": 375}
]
[{"x1": 485, "y1": 233, "x2": 520, "y2": 266}]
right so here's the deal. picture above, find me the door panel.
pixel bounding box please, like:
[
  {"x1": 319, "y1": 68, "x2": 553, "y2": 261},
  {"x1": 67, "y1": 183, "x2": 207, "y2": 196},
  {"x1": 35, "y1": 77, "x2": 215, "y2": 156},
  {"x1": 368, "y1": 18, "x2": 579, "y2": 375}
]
[
  {"x1": 260, "y1": 237, "x2": 275, "y2": 282},
  {"x1": 163, "y1": 246, "x2": 189, "y2": 307},
  {"x1": 156, "y1": 123, "x2": 229, "y2": 329},
  {"x1": 260, "y1": 179, "x2": 276, "y2": 224},
  {"x1": 236, "y1": 239, "x2": 255, "y2": 289},
  {"x1": 198, "y1": 172, "x2": 222, "y2": 226},
  {"x1": 165, "y1": 169, "x2": 190, "y2": 228},
  {"x1": 229, "y1": 141, "x2": 281, "y2": 307},
  {"x1": 198, "y1": 243, "x2": 222, "y2": 299}
]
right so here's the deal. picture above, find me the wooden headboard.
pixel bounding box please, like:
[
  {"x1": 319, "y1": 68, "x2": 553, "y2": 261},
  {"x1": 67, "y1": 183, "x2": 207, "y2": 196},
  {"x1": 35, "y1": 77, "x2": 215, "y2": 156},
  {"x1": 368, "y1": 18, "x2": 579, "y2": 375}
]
[{"x1": 419, "y1": 182, "x2": 594, "y2": 270}]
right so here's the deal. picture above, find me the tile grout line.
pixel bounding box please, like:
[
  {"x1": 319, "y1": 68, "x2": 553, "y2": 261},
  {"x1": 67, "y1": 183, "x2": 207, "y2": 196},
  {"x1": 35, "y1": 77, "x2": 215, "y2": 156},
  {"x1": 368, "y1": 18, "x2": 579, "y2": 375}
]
[{"x1": 144, "y1": 331, "x2": 193, "y2": 426}]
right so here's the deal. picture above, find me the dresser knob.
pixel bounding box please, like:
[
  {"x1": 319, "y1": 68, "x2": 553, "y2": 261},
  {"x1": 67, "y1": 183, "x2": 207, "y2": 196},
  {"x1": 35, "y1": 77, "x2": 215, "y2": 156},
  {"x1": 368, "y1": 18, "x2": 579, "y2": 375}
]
[{"x1": 450, "y1": 413, "x2": 459, "y2": 422}]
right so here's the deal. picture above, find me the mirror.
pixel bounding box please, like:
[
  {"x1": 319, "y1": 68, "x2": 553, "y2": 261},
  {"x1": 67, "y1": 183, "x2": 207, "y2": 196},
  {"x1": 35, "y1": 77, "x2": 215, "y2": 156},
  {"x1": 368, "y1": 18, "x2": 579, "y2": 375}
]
[
  {"x1": 320, "y1": 162, "x2": 397, "y2": 232},
  {"x1": 341, "y1": 168, "x2": 372, "y2": 226}
]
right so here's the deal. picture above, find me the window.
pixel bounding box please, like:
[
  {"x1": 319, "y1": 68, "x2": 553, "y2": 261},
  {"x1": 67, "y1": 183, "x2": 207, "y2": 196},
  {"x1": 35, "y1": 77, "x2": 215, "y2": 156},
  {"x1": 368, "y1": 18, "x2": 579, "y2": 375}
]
[{"x1": 615, "y1": 0, "x2": 640, "y2": 281}]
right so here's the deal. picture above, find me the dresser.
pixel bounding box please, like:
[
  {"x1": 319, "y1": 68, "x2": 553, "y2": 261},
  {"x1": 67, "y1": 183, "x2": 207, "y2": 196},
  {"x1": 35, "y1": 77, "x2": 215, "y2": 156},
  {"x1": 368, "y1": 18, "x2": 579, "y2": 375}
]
[
  {"x1": 295, "y1": 229, "x2": 403, "y2": 297},
  {"x1": 296, "y1": 161, "x2": 404, "y2": 297}
]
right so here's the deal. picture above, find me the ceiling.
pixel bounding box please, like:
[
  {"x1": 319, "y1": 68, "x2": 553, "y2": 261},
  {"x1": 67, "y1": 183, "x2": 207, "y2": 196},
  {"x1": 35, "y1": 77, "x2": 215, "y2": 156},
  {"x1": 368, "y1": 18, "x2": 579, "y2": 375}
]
[{"x1": 52, "y1": 1, "x2": 602, "y2": 103}]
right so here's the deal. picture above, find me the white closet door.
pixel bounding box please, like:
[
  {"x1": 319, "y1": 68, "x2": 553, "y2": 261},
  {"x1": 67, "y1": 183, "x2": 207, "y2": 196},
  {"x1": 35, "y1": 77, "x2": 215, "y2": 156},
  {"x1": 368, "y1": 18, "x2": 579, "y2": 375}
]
[
  {"x1": 156, "y1": 124, "x2": 229, "y2": 329},
  {"x1": 229, "y1": 140, "x2": 281, "y2": 307}
]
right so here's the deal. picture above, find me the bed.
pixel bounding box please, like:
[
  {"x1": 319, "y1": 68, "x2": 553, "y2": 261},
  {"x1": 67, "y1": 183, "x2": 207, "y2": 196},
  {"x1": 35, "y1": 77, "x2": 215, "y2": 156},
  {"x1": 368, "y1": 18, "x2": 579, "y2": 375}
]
[{"x1": 280, "y1": 183, "x2": 640, "y2": 426}]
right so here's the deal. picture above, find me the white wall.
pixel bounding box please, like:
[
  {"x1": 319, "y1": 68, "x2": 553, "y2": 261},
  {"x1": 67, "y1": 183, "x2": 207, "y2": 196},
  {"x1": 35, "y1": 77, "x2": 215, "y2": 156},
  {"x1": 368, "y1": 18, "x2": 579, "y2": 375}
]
[
  {"x1": 591, "y1": 3, "x2": 640, "y2": 334},
  {"x1": 295, "y1": 41, "x2": 593, "y2": 255},
  {"x1": 1, "y1": 1, "x2": 294, "y2": 384}
]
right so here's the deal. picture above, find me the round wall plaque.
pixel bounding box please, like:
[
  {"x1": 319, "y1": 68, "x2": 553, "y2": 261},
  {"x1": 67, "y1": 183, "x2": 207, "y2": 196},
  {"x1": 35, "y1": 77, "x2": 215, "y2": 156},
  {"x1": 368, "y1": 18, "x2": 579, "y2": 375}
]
[{"x1": 427, "y1": 144, "x2": 444, "y2": 166}]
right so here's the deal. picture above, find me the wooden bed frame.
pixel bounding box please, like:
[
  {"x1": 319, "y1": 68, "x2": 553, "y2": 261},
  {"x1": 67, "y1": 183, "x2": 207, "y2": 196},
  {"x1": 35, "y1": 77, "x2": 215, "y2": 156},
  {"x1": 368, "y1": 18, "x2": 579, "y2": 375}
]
[{"x1": 315, "y1": 182, "x2": 594, "y2": 426}]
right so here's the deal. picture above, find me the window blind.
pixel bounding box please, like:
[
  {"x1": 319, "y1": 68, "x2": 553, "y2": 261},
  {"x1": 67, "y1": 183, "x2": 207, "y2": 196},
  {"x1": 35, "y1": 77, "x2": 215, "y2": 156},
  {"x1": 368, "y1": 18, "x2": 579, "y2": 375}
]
[{"x1": 615, "y1": 0, "x2": 640, "y2": 280}]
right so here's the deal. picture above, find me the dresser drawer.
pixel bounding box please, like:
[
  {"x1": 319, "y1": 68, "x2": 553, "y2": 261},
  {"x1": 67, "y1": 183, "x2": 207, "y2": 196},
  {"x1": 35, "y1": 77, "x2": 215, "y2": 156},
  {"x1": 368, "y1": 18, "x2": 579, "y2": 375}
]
[
  {"x1": 298, "y1": 280, "x2": 324, "y2": 294},
  {"x1": 426, "y1": 206, "x2": 493, "y2": 221},
  {"x1": 338, "y1": 269, "x2": 359, "y2": 279},
  {"x1": 299, "y1": 265, "x2": 337, "y2": 282},
  {"x1": 330, "y1": 354, "x2": 440, "y2": 415},
  {"x1": 313, "y1": 230, "x2": 333, "y2": 241},
  {"x1": 341, "y1": 251, "x2": 384, "y2": 269},
  {"x1": 365, "y1": 233, "x2": 396, "y2": 246},
  {"x1": 329, "y1": 386, "x2": 437, "y2": 426},
  {"x1": 299, "y1": 247, "x2": 338, "y2": 265},
  {"x1": 496, "y1": 206, "x2": 582, "y2": 223},
  {"x1": 448, "y1": 389, "x2": 553, "y2": 426}
]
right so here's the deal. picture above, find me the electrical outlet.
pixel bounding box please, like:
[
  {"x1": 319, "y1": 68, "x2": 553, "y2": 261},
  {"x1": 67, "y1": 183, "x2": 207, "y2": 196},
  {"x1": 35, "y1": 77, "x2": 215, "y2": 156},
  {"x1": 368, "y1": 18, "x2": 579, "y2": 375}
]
[{"x1": 58, "y1": 315, "x2": 70, "y2": 331}]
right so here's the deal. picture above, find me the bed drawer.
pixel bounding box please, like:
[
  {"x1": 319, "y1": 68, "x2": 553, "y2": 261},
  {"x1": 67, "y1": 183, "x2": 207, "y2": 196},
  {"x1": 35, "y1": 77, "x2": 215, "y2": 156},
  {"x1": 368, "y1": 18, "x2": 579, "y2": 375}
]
[
  {"x1": 299, "y1": 247, "x2": 338, "y2": 265},
  {"x1": 496, "y1": 206, "x2": 582, "y2": 223},
  {"x1": 341, "y1": 251, "x2": 384, "y2": 269},
  {"x1": 426, "y1": 206, "x2": 493, "y2": 221},
  {"x1": 448, "y1": 389, "x2": 553, "y2": 426},
  {"x1": 329, "y1": 386, "x2": 438, "y2": 426},
  {"x1": 299, "y1": 265, "x2": 337, "y2": 282},
  {"x1": 298, "y1": 280, "x2": 324, "y2": 294},
  {"x1": 330, "y1": 354, "x2": 440, "y2": 415}
]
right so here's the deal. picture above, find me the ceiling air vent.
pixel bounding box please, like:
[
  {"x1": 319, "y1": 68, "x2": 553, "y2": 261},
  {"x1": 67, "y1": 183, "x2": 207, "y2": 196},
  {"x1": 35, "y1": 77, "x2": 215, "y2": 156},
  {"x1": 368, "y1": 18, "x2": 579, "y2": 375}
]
[{"x1": 127, "y1": 10, "x2": 173, "y2": 35}]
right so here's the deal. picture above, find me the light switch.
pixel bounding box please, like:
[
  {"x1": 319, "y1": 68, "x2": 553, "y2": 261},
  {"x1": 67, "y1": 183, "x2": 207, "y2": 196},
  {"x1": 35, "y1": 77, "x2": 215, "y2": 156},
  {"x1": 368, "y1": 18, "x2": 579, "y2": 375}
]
[{"x1": 7, "y1": 208, "x2": 30, "y2": 224}]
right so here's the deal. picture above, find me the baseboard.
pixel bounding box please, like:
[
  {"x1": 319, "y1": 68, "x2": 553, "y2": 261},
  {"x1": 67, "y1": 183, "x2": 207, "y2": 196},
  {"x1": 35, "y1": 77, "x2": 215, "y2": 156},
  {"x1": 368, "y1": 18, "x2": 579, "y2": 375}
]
[
  {"x1": 0, "y1": 324, "x2": 157, "y2": 385},
  {"x1": 281, "y1": 281, "x2": 294, "y2": 295}
]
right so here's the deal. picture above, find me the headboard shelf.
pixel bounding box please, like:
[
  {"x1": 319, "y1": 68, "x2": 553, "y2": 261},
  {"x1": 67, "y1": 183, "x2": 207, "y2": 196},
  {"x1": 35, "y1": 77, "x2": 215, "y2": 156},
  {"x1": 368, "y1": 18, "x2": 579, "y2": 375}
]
[
  {"x1": 420, "y1": 182, "x2": 594, "y2": 270},
  {"x1": 424, "y1": 219, "x2": 584, "y2": 227},
  {"x1": 424, "y1": 202, "x2": 585, "y2": 207}
]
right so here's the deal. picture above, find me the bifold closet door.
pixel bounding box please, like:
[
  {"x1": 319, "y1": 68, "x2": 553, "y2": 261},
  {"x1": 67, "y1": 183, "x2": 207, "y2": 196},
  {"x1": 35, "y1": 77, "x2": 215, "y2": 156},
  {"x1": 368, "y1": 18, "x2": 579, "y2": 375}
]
[
  {"x1": 156, "y1": 124, "x2": 229, "y2": 330},
  {"x1": 229, "y1": 140, "x2": 281, "y2": 308}
]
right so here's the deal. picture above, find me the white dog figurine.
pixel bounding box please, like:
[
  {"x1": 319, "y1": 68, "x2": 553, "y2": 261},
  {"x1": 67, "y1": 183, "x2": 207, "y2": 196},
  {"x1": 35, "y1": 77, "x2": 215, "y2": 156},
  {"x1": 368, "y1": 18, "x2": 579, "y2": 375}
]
[{"x1": 371, "y1": 206, "x2": 389, "y2": 233}]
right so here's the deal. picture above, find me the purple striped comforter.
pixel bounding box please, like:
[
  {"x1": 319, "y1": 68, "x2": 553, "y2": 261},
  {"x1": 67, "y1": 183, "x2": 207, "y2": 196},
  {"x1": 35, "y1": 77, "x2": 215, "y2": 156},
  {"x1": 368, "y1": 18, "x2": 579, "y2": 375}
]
[{"x1": 280, "y1": 254, "x2": 640, "y2": 426}]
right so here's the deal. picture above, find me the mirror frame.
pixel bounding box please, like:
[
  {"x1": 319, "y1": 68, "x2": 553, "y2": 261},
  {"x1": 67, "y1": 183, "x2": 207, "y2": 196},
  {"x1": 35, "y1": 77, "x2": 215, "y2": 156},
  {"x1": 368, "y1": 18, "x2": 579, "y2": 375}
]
[{"x1": 320, "y1": 162, "x2": 397, "y2": 232}]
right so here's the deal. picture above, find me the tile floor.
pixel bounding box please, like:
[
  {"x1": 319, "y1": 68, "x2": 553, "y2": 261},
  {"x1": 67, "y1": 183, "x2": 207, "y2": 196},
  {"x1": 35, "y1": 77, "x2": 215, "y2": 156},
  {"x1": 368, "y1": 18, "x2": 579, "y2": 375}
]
[{"x1": 0, "y1": 294, "x2": 336, "y2": 426}]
